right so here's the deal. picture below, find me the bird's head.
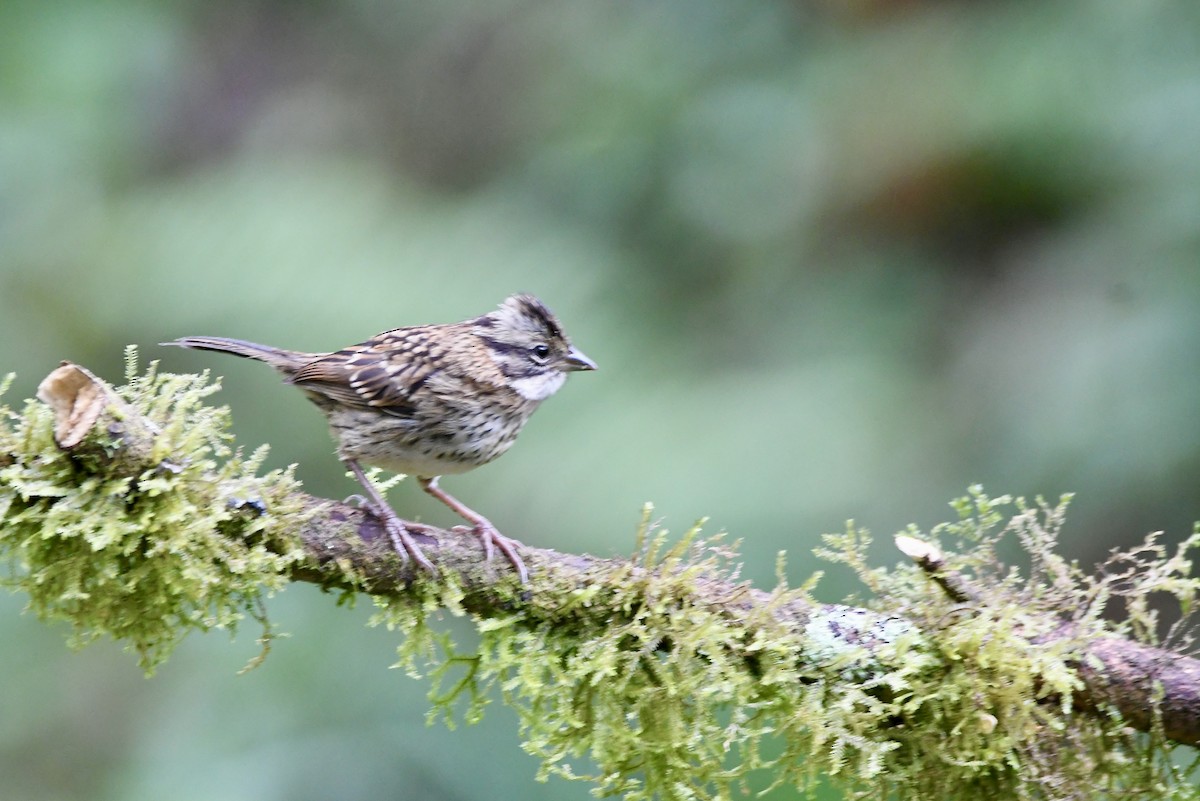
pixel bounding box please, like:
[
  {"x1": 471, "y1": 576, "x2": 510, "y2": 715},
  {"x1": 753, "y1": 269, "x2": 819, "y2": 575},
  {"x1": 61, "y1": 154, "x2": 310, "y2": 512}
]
[{"x1": 474, "y1": 294, "x2": 596, "y2": 401}]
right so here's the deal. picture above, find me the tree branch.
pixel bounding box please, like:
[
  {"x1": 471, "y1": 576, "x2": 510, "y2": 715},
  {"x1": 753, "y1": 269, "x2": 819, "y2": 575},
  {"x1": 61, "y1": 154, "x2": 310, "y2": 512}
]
[
  {"x1": 896, "y1": 531, "x2": 1200, "y2": 746},
  {"x1": 10, "y1": 361, "x2": 1200, "y2": 780}
]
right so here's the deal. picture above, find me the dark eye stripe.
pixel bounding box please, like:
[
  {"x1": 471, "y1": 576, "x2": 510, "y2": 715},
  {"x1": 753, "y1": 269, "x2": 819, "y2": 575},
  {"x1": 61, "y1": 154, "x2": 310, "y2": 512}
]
[
  {"x1": 481, "y1": 337, "x2": 526, "y2": 357},
  {"x1": 481, "y1": 339, "x2": 554, "y2": 378},
  {"x1": 500, "y1": 364, "x2": 550, "y2": 379}
]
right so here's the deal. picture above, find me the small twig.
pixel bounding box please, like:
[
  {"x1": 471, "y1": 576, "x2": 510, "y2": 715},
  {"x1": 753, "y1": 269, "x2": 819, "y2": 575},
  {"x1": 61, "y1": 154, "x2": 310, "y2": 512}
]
[{"x1": 894, "y1": 534, "x2": 977, "y2": 604}]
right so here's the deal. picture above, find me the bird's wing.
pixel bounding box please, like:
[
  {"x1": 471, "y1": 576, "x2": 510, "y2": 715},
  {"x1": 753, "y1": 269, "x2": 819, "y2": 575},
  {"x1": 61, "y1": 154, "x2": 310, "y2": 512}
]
[{"x1": 287, "y1": 329, "x2": 442, "y2": 418}]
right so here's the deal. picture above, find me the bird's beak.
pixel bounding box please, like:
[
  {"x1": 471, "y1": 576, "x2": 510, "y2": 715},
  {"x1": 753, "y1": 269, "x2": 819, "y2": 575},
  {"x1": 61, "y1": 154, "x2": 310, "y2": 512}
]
[{"x1": 565, "y1": 347, "x2": 597, "y2": 372}]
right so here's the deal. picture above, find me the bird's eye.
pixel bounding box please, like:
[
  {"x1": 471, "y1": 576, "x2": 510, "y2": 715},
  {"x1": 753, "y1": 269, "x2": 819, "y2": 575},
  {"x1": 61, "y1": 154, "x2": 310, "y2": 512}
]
[{"x1": 530, "y1": 344, "x2": 551, "y2": 363}]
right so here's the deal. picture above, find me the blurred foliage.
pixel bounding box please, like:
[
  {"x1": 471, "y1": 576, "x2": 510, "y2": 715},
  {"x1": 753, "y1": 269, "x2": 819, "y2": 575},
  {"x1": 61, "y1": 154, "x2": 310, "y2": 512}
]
[{"x1": 2, "y1": 0, "x2": 1200, "y2": 798}]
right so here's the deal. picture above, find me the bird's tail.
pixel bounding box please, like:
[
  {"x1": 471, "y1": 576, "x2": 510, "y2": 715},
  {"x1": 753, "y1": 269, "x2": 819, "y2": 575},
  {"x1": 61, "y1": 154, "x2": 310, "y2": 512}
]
[{"x1": 161, "y1": 336, "x2": 309, "y2": 374}]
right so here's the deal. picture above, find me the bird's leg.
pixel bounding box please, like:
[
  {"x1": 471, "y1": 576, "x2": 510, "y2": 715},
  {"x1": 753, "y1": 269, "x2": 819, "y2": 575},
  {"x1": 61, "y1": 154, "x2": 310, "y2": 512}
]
[
  {"x1": 418, "y1": 477, "x2": 529, "y2": 584},
  {"x1": 344, "y1": 460, "x2": 437, "y2": 575}
]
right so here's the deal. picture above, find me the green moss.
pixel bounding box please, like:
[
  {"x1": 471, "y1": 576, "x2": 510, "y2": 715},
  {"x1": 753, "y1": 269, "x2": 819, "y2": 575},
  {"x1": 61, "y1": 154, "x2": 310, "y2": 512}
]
[
  {"x1": 478, "y1": 520, "x2": 808, "y2": 800},
  {"x1": 393, "y1": 497, "x2": 1200, "y2": 800},
  {"x1": 814, "y1": 487, "x2": 1200, "y2": 800},
  {"x1": 4, "y1": 359, "x2": 1199, "y2": 799},
  {"x1": 0, "y1": 353, "x2": 307, "y2": 672}
]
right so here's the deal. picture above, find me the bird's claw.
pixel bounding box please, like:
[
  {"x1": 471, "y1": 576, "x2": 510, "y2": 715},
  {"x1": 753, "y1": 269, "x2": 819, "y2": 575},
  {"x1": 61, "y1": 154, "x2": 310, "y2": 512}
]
[
  {"x1": 472, "y1": 522, "x2": 529, "y2": 584},
  {"x1": 379, "y1": 514, "x2": 437, "y2": 576}
]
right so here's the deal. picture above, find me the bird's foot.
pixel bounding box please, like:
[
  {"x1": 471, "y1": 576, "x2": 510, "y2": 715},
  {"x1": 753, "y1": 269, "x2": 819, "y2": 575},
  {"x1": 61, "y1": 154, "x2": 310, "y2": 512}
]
[
  {"x1": 381, "y1": 512, "x2": 438, "y2": 576},
  {"x1": 471, "y1": 520, "x2": 529, "y2": 584},
  {"x1": 343, "y1": 459, "x2": 437, "y2": 577},
  {"x1": 418, "y1": 475, "x2": 527, "y2": 583}
]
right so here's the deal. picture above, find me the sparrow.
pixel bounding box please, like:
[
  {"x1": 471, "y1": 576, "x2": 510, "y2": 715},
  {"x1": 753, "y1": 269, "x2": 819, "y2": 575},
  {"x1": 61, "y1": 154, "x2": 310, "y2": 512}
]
[{"x1": 164, "y1": 294, "x2": 596, "y2": 582}]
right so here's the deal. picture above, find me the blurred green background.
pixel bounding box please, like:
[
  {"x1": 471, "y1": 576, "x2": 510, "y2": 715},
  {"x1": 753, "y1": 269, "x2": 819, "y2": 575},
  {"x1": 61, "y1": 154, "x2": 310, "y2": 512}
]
[{"x1": 3, "y1": 0, "x2": 1200, "y2": 798}]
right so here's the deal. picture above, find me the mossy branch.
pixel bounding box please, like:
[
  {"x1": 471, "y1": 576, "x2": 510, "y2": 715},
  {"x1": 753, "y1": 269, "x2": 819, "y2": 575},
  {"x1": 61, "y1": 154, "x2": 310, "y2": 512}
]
[{"x1": 3, "y1": 358, "x2": 1200, "y2": 800}]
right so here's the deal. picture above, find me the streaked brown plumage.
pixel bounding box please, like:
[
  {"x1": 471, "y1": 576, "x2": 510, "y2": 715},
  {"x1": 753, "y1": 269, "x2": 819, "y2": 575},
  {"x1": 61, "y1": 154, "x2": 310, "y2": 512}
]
[{"x1": 163, "y1": 294, "x2": 596, "y2": 582}]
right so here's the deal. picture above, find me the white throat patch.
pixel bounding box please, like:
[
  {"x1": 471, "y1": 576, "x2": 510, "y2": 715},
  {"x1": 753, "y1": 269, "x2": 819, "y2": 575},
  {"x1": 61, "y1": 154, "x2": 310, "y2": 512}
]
[{"x1": 510, "y1": 371, "x2": 567, "y2": 401}]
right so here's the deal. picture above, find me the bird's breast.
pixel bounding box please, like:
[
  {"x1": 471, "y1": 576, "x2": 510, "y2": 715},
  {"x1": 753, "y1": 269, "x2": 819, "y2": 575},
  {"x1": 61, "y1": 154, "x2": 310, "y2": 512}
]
[{"x1": 325, "y1": 396, "x2": 536, "y2": 477}]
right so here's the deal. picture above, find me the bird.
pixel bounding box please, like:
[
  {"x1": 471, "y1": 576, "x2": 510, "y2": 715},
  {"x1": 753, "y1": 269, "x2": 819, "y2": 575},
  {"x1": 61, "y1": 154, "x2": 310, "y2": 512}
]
[{"x1": 163, "y1": 294, "x2": 596, "y2": 583}]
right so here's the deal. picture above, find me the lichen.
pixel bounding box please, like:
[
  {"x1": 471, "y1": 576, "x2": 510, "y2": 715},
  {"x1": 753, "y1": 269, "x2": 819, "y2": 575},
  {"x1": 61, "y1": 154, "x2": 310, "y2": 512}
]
[{"x1": 0, "y1": 352, "x2": 307, "y2": 672}]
